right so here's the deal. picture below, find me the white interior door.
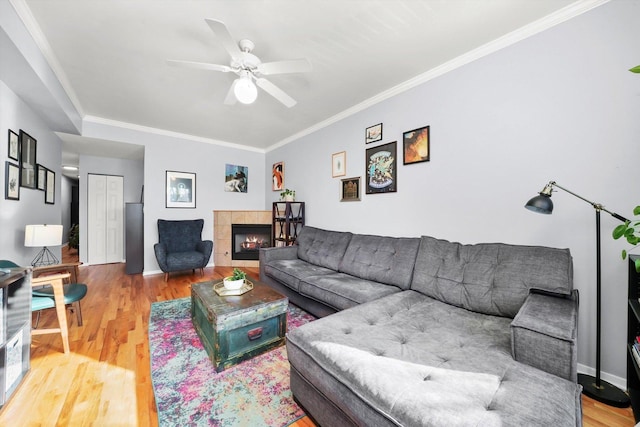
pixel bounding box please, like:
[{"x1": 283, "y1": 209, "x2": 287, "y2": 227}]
[{"x1": 88, "y1": 174, "x2": 124, "y2": 265}]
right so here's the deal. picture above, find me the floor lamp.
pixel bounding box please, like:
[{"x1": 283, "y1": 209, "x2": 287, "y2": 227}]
[
  {"x1": 525, "y1": 181, "x2": 630, "y2": 407},
  {"x1": 24, "y1": 224, "x2": 63, "y2": 267}
]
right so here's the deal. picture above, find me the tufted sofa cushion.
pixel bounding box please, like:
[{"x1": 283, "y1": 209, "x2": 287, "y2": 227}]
[
  {"x1": 287, "y1": 291, "x2": 581, "y2": 427},
  {"x1": 411, "y1": 236, "x2": 573, "y2": 318},
  {"x1": 339, "y1": 234, "x2": 420, "y2": 289},
  {"x1": 296, "y1": 226, "x2": 353, "y2": 270}
]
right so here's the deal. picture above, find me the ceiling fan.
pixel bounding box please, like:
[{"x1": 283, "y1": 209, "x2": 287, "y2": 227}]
[{"x1": 168, "y1": 19, "x2": 311, "y2": 108}]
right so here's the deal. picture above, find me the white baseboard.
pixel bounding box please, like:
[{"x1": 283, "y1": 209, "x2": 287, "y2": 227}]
[{"x1": 578, "y1": 363, "x2": 627, "y2": 390}]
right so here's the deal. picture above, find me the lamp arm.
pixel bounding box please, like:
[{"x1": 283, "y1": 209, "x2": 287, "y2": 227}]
[{"x1": 551, "y1": 181, "x2": 629, "y2": 223}]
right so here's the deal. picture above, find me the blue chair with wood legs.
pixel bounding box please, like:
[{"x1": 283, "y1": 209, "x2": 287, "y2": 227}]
[{"x1": 32, "y1": 263, "x2": 87, "y2": 327}]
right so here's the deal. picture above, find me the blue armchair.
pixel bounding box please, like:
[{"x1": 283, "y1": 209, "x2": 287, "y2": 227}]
[{"x1": 154, "y1": 219, "x2": 213, "y2": 281}]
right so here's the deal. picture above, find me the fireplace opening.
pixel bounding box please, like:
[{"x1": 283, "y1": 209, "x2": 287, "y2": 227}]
[{"x1": 231, "y1": 224, "x2": 272, "y2": 260}]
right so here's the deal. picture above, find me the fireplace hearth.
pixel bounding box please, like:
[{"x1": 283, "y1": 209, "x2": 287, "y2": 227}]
[{"x1": 231, "y1": 224, "x2": 272, "y2": 260}]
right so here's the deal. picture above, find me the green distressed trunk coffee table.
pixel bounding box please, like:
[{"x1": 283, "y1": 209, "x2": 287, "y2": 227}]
[{"x1": 191, "y1": 279, "x2": 288, "y2": 372}]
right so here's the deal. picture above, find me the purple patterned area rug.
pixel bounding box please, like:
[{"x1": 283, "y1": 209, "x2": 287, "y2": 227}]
[{"x1": 149, "y1": 297, "x2": 316, "y2": 427}]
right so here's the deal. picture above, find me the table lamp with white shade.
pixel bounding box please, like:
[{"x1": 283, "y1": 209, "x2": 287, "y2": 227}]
[{"x1": 24, "y1": 224, "x2": 63, "y2": 266}]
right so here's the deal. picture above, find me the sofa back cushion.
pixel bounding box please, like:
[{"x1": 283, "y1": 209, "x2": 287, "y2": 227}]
[
  {"x1": 296, "y1": 226, "x2": 353, "y2": 270},
  {"x1": 339, "y1": 234, "x2": 420, "y2": 289},
  {"x1": 158, "y1": 219, "x2": 205, "y2": 253},
  {"x1": 411, "y1": 236, "x2": 573, "y2": 318}
]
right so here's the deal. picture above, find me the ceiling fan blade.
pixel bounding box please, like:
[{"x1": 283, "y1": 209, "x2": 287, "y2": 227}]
[
  {"x1": 224, "y1": 80, "x2": 238, "y2": 105},
  {"x1": 205, "y1": 19, "x2": 242, "y2": 59},
  {"x1": 257, "y1": 59, "x2": 312, "y2": 75},
  {"x1": 167, "y1": 59, "x2": 232, "y2": 73},
  {"x1": 255, "y1": 78, "x2": 297, "y2": 108}
]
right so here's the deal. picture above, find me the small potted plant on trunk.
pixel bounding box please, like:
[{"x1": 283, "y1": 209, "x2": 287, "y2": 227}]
[{"x1": 223, "y1": 268, "x2": 247, "y2": 290}]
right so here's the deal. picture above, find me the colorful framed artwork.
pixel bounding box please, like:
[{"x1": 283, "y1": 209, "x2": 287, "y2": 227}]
[
  {"x1": 19, "y1": 130, "x2": 37, "y2": 189},
  {"x1": 403, "y1": 125, "x2": 430, "y2": 165},
  {"x1": 37, "y1": 164, "x2": 47, "y2": 191},
  {"x1": 45, "y1": 169, "x2": 55, "y2": 204},
  {"x1": 340, "y1": 176, "x2": 361, "y2": 202},
  {"x1": 224, "y1": 164, "x2": 248, "y2": 193},
  {"x1": 365, "y1": 141, "x2": 397, "y2": 194},
  {"x1": 272, "y1": 161, "x2": 284, "y2": 191},
  {"x1": 5, "y1": 162, "x2": 19, "y2": 200},
  {"x1": 8, "y1": 130, "x2": 19, "y2": 161},
  {"x1": 365, "y1": 123, "x2": 383, "y2": 144},
  {"x1": 332, "y1": 151, "x2": 346, "y2": 178},
  {"x1": 166, "y1": 170, "x2": 196, "y2": 208}
]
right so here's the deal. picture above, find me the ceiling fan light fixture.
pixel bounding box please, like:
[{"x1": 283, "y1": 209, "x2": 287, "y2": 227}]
[{"x1": 233, "y1": 72, "x2": 257, "y2": 104}]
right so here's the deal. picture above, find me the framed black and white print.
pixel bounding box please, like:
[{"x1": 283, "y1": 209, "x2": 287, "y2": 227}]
[
  {"x1": 365, "y1": 141, "x2": 397, "y2": 194},
  {"x1": 19, "y1": 130, "x2": 37, "y2": 189},
  {"x1": 8, "y1": 130, "x2": 19, "y2": 161},
  {"x1": 5, "y1": 162, "x2": 19, "y2": 200},
  {"x1": 365, "y1": 123, "x2": 383, "y2": 144},
  {"x1": 45, "y1": 169, "x2": 55, "y2": 204},
  {"x1": 166, "y1": 170, "x2": 196, "y2": 208},
  {"x1": 37, "y1": 164, "x2": 47, "y2": 191}
]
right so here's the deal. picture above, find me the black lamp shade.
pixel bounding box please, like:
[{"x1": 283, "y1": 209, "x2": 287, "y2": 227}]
[{"x1": 525, "y1": 194, "x2": 553, "y2": 214}]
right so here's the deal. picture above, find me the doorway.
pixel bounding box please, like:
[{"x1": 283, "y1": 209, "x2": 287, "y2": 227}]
[{"x1": 87, "y1": 174, "x2": 124, "y2": 264}]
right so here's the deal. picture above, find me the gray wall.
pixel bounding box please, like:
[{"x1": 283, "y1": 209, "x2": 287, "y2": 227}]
[
  {"x1": 265, "y1": 0, "x2": 640, "y2": 384},
  {"x1": 0, "y1": 80, "x2": 63, "y2": 265},
  {"x1": 80, "y1": 119, "x2": 266, "y2": 274}
]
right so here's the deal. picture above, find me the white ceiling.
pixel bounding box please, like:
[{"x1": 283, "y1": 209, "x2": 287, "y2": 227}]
[{"x1": 14, "y1": 0, "x2": 592, "y2": 161}]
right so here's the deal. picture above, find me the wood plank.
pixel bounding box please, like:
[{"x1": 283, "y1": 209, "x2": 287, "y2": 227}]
[{"x1": 0, "y1": 246, "x2": 633, "y2": 425}]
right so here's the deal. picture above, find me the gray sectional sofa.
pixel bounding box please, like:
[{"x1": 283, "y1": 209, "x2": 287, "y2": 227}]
[{"x1": 259, "y1": 226, "x2": 582, "y2": 426}]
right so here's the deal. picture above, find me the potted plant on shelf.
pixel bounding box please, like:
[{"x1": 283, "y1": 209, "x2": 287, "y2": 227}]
[
  {"x1": 280, "y1": 188, "x2": 296, "y2": 201},
  {"x1": 223, "y1": 268, "x2": 247, "y2": 290}
]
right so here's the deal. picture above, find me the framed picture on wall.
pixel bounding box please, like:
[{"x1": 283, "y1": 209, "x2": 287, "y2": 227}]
[
  {"x1": 365, "y1": 123, "x2": 383, "y2": 144},
  {"x1": 332, "y1": 151, "x2": 346, "y2": 177},
  {"x1": 340, "y1": 176, "x2": 361, "y2": 202},
  {"x1": 45, "y1": 169, "x2": 55, "y2": 204},
  {"x1": 403, "y1": 125, "x2": 430, "y2": 165},
  {"x1": 365, "y1": 141, "x2": 397, "y2": 194},
  {"x1": 19, "y1": 130, "x2": 37, "y2": 189},
  {"x1": 272, "y1": 161, "x2": 284, "y2": 191},
  {"x1": 166, "y1": 170, "x2": 196, "y2": 208},
  {"x1": 8, "y1": 130, "x2": 19, "y2": 161},
  {"x1": 37, "y1": 164, "x2": 47, "y2": 191},
  {"x1": 224, "y1": 164, "x2": 248, "y2": 193},
  {"x1": 5, "y1": 162, "x2": 19, "y2": 200}
]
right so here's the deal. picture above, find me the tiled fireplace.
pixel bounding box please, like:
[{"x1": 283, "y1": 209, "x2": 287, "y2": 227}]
[{"x1": 213, "y1": 210, "x2": 271, "y2": 267}]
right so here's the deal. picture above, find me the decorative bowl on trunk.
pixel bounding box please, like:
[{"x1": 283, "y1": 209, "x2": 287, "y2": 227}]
[{"x1": 223, "y1": 277, "x2": 245, "y2": 290}]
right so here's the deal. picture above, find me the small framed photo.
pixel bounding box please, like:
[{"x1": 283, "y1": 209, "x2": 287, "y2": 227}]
[
  {"x1": 340, "y1": 177, "x2": 361, "y2": 202},
  {"x1": 403, "y1": 125, "x2": 430, "y2": 165},
  {"x1": 365, "y1": 123, "x2": 383, "y2": 144},
  {"x1": 166, "y1": 170, "x2": 196, "y2": 208},
  {"x1": 366, "y1": 141, "x2": 397, "y2": 194},
  {"x1": 19, "y1": 130, "x2": 37, "y2": 189},
  {"x1": 272, "y1": 161, "x2": 284, "y2": 191},
  {"x1": 5, "y1": 162, "x2": 19, "y2": 200},
  {"x1": 8, "y1": 130, "x2": 19, "y2": 161},
  {"x1": 45, "y1": 169, "x2": 55, "y2": 204},
  {"x1": 332, "y1": 151, "x2": 346, "y2": 178},
  {"x1": 37, "y1": 164, "x2": 47, "y2": 191}
]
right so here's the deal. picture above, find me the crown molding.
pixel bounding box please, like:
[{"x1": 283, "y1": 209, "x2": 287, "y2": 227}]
[
  {"x1": 83, "y1": 115, "x2": 265, "y2": 153},
  {"x1": 266, "y1": 0, "x2": 610, "y2": 152}
]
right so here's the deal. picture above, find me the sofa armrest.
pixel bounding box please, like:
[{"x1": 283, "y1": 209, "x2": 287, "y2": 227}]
[
  {"x1": 510, "y1": 290, "x2": 578, "y2": 381},
  {"x1": 196, "y1": 240, "x2": 213, "y2": 262},
  {"x1": 259, "y1": 246, "x2": 299, "y2": 279}
]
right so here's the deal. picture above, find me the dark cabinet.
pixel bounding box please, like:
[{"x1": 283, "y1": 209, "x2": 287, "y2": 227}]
[
  {"x1": 0, "y1": 267, "x2": 31, "y2": 408},
  {"x1": 272, "y1": 202, "x2": 305, "y2": 246},
  {"x1": 125, "y1": 203, "x2": 144, "y2": 274}
]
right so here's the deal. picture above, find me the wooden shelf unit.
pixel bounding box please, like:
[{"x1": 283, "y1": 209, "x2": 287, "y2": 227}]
[
  {"x1": 628, "y1": 255, "x2": 640, "y2": 421},
  {"x1": 272, "y1": 202, "x2": 305, "y2": 247}
]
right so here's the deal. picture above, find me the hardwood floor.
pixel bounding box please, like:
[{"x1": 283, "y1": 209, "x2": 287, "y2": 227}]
[{"x1": 0, "y1": 247, "x2": 635, "y2": 426}]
